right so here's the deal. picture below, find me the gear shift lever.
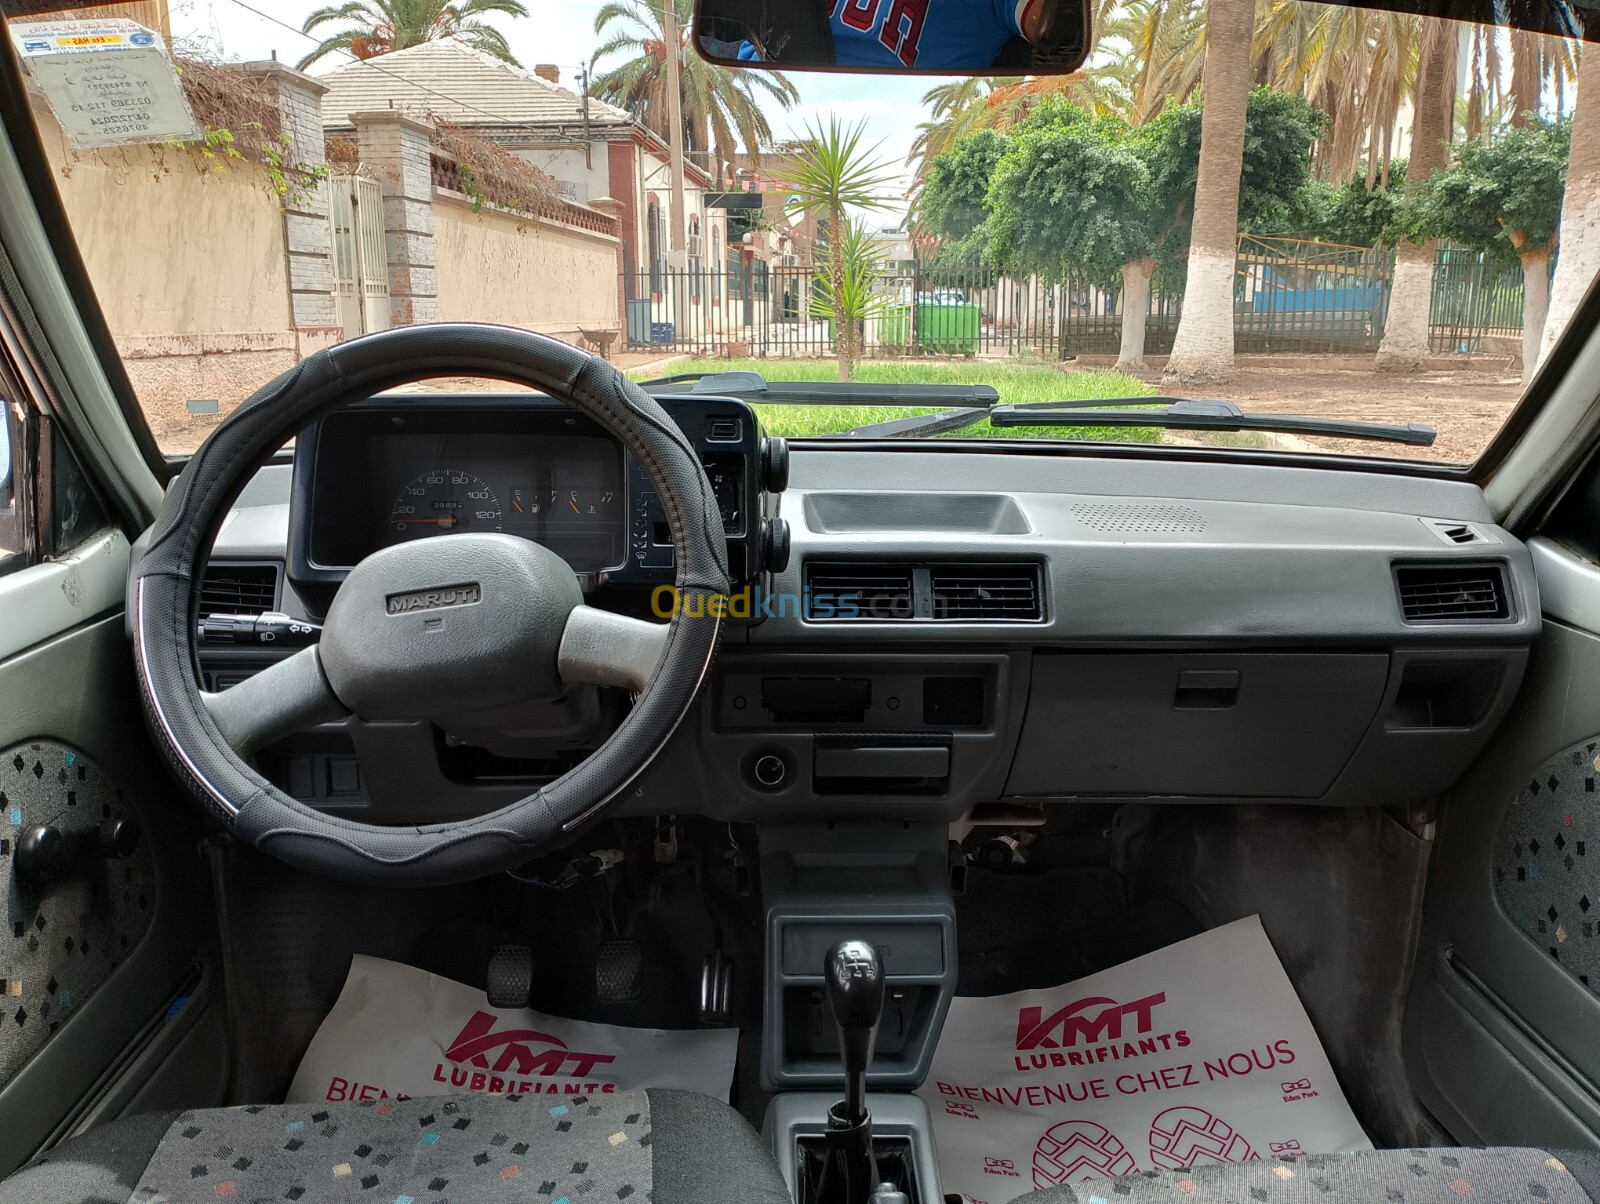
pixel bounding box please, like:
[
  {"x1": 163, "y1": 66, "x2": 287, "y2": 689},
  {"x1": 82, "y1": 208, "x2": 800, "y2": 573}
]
[
  {"x1": 826, "y1": 939, "x2": 885, "y2": 1124},
  {"x1": 820, "y1": 940, "x2": 886, "y2": 1204}
]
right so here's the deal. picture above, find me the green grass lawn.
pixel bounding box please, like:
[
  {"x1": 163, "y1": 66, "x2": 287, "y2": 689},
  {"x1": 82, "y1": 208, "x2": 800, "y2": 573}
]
[{"x1": 632, "y1": 358, "x2": 1160, "y2": 442}]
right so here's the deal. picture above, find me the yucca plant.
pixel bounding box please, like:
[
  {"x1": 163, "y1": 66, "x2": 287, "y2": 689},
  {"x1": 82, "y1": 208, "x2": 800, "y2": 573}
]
[
  {"x1": 809, "y1": 219, "x2": 898, "y2": 362},
  {"x1": 785, "y1": 118, "x2": 899, "y2": 380}
]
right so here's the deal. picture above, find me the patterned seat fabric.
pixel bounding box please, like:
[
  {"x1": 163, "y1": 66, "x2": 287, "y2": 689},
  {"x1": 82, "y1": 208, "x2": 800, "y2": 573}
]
[
  {"x1": 0, "y1": 1088, "x2": 793, "y2": 1204},
  {"x1": 132, "y1": 1093, "x2": 651, "y2": 1203},
  {"x1": 1025, "y1": 1146, "x2": 1600, "y2": 1203}
]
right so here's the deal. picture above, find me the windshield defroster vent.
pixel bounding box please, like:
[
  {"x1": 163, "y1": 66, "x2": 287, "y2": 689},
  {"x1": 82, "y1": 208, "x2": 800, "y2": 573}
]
[
  {"x1": 1395, "y1": 564, "x2": 1510, "y2": 623},
  {"x1": 804, "y1": 562, "x2": 1043, "y2": 622},
  {"x1": 198, "y1": 563, "x2": 280, "y2": 618}
]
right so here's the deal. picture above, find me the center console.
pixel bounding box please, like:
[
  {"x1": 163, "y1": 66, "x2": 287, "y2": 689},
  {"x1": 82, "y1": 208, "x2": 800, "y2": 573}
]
[{"x1": 759, "y1": 824, "x2": 955, "y2": 1204}]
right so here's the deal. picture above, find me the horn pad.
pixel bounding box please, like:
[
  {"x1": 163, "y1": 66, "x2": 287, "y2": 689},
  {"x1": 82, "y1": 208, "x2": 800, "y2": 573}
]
[{"x1": 319, "y1": 533, "x2": 582, "y2": 720}]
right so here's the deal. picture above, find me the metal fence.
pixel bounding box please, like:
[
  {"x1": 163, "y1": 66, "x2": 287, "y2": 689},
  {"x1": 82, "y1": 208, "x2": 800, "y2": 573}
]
[{"x1": 621, "y1": 237, "x2": 1531, "y2": 360}]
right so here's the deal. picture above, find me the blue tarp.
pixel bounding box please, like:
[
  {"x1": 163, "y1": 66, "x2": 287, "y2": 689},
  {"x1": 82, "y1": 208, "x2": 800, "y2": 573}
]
[{"x1": 1252, "y1": 284, "x2": 1382, "y2": 313}]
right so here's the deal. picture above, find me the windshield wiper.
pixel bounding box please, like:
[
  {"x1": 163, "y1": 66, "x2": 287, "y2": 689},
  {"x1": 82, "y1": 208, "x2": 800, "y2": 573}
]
[
  {"x1": 846, "y1": 407, "x2": 992, "y2": 438},
  {"x1": 639, "y1": 369, "x2": 1000, "y2": 407},
  {"x1": 990, "y1": 397, "x2": 1437, "y2": 446}
]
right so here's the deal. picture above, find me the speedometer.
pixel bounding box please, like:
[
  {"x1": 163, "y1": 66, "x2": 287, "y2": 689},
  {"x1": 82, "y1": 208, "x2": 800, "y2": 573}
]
[{"x1": 388, "y1": 470, "x2": 502, "y2": 539}]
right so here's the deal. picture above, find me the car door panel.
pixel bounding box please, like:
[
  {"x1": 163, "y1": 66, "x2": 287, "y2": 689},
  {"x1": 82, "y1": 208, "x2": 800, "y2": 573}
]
[
  {"x1": 1405, "y1": 537, "x2": 1600, "y2": 1146},
  {"x1": 0, "y1": 600, "x2": 218, "y2": 1175}
]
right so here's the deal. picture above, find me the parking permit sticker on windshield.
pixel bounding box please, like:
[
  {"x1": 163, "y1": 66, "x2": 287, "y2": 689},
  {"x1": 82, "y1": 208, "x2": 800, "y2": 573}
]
[
  {"x1": 10, "y1": 18, "x2": 200, "y2": 149},
  {"x1": 286, "y1": 955, "x2": 740, "y2": 1105},
  {"x1": 920, "y1": 916, "x2": 1371, "y2": 1203}
]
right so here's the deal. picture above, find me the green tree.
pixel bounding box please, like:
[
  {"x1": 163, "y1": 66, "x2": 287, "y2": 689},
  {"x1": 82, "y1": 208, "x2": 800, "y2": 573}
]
[
  {"x1": 975, "y1": 91, "x2": 1321, "y2": 371},
  {"x1": 786, "y1": 118, "x2": 899, "y2": 381},
  {"x1": 297, "y1": 0, "x2": 528, "y2": 70},
  {"x1": 1296, "y1": 165, "x2": 1405, "y2": 246},
  {"x1": 590, "y1": 0, "x2": 798, "y2": 183},
  {"x1": 915, "y1": 130, "x2": 1009, "y2": 254},
  {"x1": 1416, "y1": 119, "x2": 1569, "y2": 382},
  {"x1": 981, "y1": 102, "x2": 1158, "y2": 370}
]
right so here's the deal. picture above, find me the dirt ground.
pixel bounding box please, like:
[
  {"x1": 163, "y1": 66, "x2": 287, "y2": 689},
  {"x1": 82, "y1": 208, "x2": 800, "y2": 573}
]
[{"x1": 1109, "y1": 357, "x2": 1523, "y2": 464}]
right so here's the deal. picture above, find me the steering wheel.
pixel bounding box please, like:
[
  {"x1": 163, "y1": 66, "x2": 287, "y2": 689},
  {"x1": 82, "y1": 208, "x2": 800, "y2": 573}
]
[{"x1": 132, "y1": 325, "x2": 729, "y2": 886}]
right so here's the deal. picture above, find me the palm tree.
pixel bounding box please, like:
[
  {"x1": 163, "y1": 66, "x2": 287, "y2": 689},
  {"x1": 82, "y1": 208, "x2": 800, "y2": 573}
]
[
  {"x1": 1541, "y1": 45, "x2": 1600, "y2": 365},
  {"x1": 1374, "y1": 21, "x2": 1454, "y2": 372},
  {"x1": 1100, "y1": 0, "x2": 1207, "y2": 123},
  {"x1": 1162, "y1": 0, "x2": 1255, "y2": 386},
  {"x1": 590, "y1": 0, "x2": 799, "y2": 184},
  {"x1": 785, "y1": 118, "x2": 899, "y2": 381},
  {"x1": 296, "y1": 0, "x2": 528, "y2": 70}
]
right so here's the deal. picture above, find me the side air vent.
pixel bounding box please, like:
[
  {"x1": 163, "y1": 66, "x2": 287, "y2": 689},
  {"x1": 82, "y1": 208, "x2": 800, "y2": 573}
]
[
  {"x1": 1422, "y1": 517, "x2": 1492, "y2": 546},
  {"x1": 1395, "y1": 564, "x2": 1510, "y2": 623},
  {"x1": 198, "y1": 563, "x2": 280, "y2": 618},
  {"x1": 805, "y1": 563, "x2": 915, "y2": 621},
  {"x1": 930, "y1": 564, "x2": 1042, "y2": 621}
]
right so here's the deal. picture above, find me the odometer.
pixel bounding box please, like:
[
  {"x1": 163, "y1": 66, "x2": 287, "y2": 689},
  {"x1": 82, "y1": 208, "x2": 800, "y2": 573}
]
[{"x1": 388, "y1": 470, "x2": 502, "y2": 539}]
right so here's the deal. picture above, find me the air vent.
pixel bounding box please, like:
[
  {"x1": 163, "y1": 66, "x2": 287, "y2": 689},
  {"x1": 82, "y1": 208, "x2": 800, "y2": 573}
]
[
  {"x1": 198, "y1": 563, "x2": 279, "y2": 618},
  {"x1": 803, "y1": 562, "x2": 1044, "y2": 622},
  {"x1": 1070, "y1": 503, "x2": 1207, "y2": 534},
  {"x1": 805, "y1": 563, "x2": 915, "y2": 621},
  {"x1": 931, "y1": 564, "x2": 1042, "y2": 621},
  {"x1": 1395, "y1": 564, "x2": 1510, "y2": 623}
]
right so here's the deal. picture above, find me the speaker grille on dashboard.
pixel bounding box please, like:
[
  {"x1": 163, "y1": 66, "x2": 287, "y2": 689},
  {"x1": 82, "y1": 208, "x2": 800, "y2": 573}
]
[{"x1": 1070, "y1": 503, "x2": 1208, "y2": 533}]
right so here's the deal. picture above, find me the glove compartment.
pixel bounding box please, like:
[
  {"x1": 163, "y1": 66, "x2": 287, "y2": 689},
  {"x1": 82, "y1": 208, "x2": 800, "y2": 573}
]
[{"x1": 1005, "y1": 652, "x2": 1390, "y2": 799}]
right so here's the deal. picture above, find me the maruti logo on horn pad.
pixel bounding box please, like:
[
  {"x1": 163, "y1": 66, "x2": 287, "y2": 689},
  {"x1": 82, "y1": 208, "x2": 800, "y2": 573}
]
[{"x1": 385, "y1": 582, "x2": 481, "y2": 615}]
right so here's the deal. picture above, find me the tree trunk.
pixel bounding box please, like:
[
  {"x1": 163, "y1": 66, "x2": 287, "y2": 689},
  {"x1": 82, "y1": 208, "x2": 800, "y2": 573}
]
[
  {"x1": 1162, "y1": 0, "x2": 1254, "y2": 387},
  {"x1": 1541, "y1": 46, "x2": 1600, "y2": 365},
  {"x1": 829, "y1": 204, "x2": 852, "y2": 382},
  {"x1": 1375, "y1": 23, "x2": 1453, "y2": 372},
  {"x1": 1510, "y1": 30, "x2": 1540, "y2": 126},
  {"x1": 1520, "y1": 244, "x2": 1550, "y2": 387},
  {"x1": 1117, "y1": 257, "x2": 1154, "y2": 373}
]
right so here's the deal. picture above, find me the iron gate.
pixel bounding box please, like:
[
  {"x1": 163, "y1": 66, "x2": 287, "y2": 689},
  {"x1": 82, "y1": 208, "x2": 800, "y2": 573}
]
[{"x1": 328, "y1": 174, "x2": 390, "y2": 338}]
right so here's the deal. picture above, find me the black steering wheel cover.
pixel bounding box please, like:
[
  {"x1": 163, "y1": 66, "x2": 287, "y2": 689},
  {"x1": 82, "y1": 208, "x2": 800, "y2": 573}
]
[{"x1": 134, "y1": 325, "x2": 729, "y2": 885}]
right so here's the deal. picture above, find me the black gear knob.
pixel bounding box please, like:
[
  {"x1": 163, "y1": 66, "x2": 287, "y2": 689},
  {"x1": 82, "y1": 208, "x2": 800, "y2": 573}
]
[{"x1": 825, "y1": 939, "x2": 884, "y2": 1125}]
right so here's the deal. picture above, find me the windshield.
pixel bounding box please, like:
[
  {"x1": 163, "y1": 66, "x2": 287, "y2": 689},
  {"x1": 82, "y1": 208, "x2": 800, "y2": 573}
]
[{"x1": 7, "y1": 0, "x2": 1595, "y2": 465}]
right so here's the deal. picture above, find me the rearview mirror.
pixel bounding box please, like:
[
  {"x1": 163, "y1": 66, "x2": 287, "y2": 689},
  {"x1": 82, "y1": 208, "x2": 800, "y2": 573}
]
[{"x1": 693, "y1": 0, "x2": 1091, "y2": 74}]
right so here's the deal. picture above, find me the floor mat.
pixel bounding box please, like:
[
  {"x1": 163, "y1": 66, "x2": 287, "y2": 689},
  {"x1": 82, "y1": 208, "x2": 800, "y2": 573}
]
[
  {"x1": 921, "y1": 916, "x2": 1371, "y2": 1203},
  {"x1": 285, "y1": 954, "x2": 739, "y2": 1104},
  {"x1": 957, "y1": 865, "x2": 1202, "y2": 996}
]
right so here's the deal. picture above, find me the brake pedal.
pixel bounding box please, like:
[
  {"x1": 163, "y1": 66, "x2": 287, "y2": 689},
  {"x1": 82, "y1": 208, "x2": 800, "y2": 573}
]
[
  {"x1": 596, "y1": 937, "x2": 643, "y2": 1002},
  {"x1": 486, "y1": 944, "x2": 533, "y2": 1009}
]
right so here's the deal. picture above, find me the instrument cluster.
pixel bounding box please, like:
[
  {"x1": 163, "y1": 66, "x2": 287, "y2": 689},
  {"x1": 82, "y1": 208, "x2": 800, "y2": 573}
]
[{"x1": 286, "y1": 394, "x2": 787, "y2": 612}]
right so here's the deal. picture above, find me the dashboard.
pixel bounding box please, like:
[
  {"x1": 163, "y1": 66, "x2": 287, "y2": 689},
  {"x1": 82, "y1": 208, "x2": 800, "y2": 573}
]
[{"x1": 191, "y1": 393, "x2": 1543, "y2": 826}]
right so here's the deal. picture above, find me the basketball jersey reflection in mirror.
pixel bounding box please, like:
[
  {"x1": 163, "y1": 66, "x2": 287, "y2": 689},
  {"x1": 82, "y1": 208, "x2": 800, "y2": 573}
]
[{"x1": 695, "y1": 0, "x2": 1089, "y2": 74}]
